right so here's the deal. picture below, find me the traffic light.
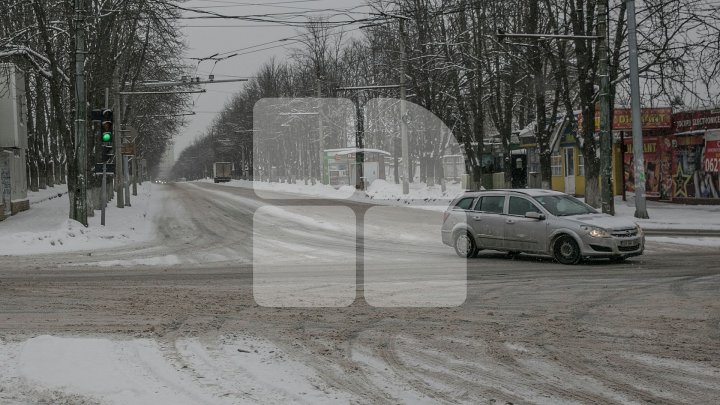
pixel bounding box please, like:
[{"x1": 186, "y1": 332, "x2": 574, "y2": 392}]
[
  {"x1": 100, "y1": 109, "x2": 113, "y2": 162},
  {"x1": 101, "y1": 109, "x2": 113, "y2": 143}
]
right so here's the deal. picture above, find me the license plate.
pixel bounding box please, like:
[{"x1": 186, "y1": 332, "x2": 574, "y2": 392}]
[{"x1": 620, "y1": 240, "x2": 639, "y2": 247}]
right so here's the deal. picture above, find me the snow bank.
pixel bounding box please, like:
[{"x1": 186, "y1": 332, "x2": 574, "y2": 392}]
[
  {"x1": 0, "y1": 183, "x2": 162, "y2": 256},
  {"x1": 202, "y1": 178, "x2": 465, "y2": 211},
  {"x1": 612, "y1": 196, "x2": 720, "y2": 231},
  {"x1": 209, "y1": 179, "x2": 720, "y2": 228}
]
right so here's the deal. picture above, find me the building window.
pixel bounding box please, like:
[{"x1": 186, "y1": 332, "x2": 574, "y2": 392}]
[
  {"x1": 528, "y1": 149, "x2": 540, "y2": 173},
  {"x1": 551, "y1": 153, "x2": 562, "y2": 176},
  {"x1": 578, "y1": 154, "x2": 585, "y2": 176}
]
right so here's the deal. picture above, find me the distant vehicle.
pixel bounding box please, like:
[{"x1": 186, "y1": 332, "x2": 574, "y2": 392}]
[
  {"x1": 441, "y1": 189, "x2": 644, "y2": 264},
  {"x1": 178, "y1": 177, "x2": 187, "y2": 182},
  {"x1": 213, "y1": 162, "x2": 233, "y2": 183}
]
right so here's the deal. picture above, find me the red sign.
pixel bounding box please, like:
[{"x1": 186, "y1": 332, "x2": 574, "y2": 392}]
[
  {"x1": 612, "y1": 108, "x2": 672, "y2": 130},
  {"x1": 578, "y1": 108, "x2": 672, "y2": 131},
  {"x1": 673, "y1": 109, "x2": 720, "y2": 132},
  {"x1": 705, "y1": 131, "x2": 720, "y2": 173}
]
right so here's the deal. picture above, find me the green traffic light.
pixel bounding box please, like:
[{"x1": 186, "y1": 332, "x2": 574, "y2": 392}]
[{"x1": 102, "y1": 132, "x2": 112, "y2": 142}]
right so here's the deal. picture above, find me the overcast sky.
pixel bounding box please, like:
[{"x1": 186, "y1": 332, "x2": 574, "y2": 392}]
[{"x1": 174, "y1": 0, "x2": 371, "y2": 159}]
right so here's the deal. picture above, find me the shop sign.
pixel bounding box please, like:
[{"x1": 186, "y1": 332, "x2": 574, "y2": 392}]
[
  {"x1": 612, "y1": 108, "x2": 672, "y2": 130},
  {"x1": 673, "y1": 109, "x2": 720, "y2": 132},
  {"x1": 578, "y1": 108, "x2": 672, "y2": 131}
]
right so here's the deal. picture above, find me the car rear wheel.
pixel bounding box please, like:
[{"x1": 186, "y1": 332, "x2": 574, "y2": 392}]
[
  {"x1": 553, "y1": 235, "x2": 581, "y2": 265},
  {"x1": 454, "y1": 232, "x2": 477, "y2": 258}
]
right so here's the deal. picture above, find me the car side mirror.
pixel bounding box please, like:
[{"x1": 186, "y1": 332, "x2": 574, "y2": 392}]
[{"x1": 525, "y1": 211, "x2": 546, "y2": 220}]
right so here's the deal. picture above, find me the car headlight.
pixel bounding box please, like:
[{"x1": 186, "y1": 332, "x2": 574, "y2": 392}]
[
  {"x1": 580, "y1": 225, "x2": 610, "y2": 238},
  {"x1": 636, "y1": 224, "x2": 643, "y2": 236}
]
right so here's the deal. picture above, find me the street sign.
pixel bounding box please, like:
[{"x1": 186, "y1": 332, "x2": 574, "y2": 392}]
[
  {"x1": 94, "y1": 163, "x2": 115, "y2": 174},
  {"x1": 121, "y1": 143, "x2": 135, "y2": 155}
]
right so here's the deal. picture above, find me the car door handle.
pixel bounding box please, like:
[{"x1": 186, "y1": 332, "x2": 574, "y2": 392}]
[
  {"x1": 472, "y1": 216, "x2": 482, "y2": 221},
  {"x1": 506, "y1": 219, "x2": 515, "y2": 224}
]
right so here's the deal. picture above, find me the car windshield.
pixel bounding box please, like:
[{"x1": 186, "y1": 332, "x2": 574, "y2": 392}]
[{"x1": 533, "y1": 195, "x2": 598, "y2": 216}]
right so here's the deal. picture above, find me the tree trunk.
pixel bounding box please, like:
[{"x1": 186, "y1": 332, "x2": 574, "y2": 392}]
[
  {"x1": 34, "y1": 75, "x2": 49, "y2": 190},
  {"x1": 25, "y1": 77, "x2": 39, "y2": 192}
]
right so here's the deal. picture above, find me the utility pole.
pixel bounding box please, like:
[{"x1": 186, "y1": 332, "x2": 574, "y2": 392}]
[
  {"x1": 114, "y1": 70, "x2": 124, "y2": 208},
  {"x1": 353, "y1": 93, "x2": 365, "y2": 190},
  {"x1": 317, "y1": 78, "x2": 325, "y2": 184},
  {"x1": 73, "y1": 0, "x2": 88, "y2": 226},
  {"x1": 123, "y1": 155, "x2": 131, "y2": 206},
  {"x1": 399, "y1": 18, "x2": 410, "y2": 195},
  {"x1": 626, "y1": 0, "x2": 649, "y2": 219},
  {"x1": 598, "y1": 0, "x2": 614, "y2": 215},
  {"x1": 132, "y1": 156, "x2": 138, "y2": 196}
]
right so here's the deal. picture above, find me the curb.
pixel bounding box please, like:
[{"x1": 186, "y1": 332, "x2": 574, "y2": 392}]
[
  {"x1": 644, "y1": 229, "x2": 720, "y2": 237},
  {"x1": 30, "y1": 191, "x2": 68, "y2": 206}
]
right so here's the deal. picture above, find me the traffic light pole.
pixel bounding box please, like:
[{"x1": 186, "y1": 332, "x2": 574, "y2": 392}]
[
  {"x1": 101, "y1": 163, "x2": 107, "y2": 225},
  {"x1": 101, "y1": 88, "x2": 109, "y2": 226}
]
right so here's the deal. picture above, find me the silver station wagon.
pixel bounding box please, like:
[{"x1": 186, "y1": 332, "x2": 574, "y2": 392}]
[{"x1": 441, "y1": 189, "x2": 645, "y2": 264}]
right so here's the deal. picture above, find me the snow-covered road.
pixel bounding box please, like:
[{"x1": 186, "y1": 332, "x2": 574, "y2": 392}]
[{"x1": 1, "y1": 181, "x2": 719, "y2": 403}]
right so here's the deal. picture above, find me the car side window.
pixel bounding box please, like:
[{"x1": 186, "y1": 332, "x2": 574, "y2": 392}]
[
  {"x1": 508, "y1": 196, "x2": 540, "y2": 216},
  {"x1": 479, "y1": 196, "x2": 505, "y2": 214},
  {"x1": 454, "y1": 197, "x2": 475, "y2": 210},
  {"x1": 472, "y1": 197, "x2": 483, "y2": 211}
]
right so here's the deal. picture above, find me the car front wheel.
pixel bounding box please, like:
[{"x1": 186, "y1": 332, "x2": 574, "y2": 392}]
[
  {"x1": 553, "y1": 235, "x2": 581, "y2": 265},
  {"x1": 454, "y1": 232, "x2": 477, "y2": 258}
]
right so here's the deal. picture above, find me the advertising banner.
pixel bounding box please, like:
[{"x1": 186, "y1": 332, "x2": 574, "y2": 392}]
[
  {"x1": 672, "y1": 134, "x2": 720, "y2": 199},
  {"x1": 704, "y1": 130, "x2": 720, "y2": 173},
  {"x1": 673, "y1": 109, "x2": 720, "y2": 132},
  {"x1": 623, "y1": 136, "x2": 661, "y2": 198}
]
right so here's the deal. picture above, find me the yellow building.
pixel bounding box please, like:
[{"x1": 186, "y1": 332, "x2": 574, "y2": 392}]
[{"x1": 548, "y1": 117, "x2": 624, "y2": 197}]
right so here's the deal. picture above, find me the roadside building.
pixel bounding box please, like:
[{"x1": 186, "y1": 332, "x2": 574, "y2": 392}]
[
  {"x1": 667, "y1": 109, "x2": 720, "y2": 203},
  {"x1": 323, "y1": 148, "x2": 390, "y2": 188},
  {"x1": 613, "y1": 108, "x2": 674, "y2": 200},
  {"x1": 0, "y1": 64, "x2": 29, "y2": 221},
  {"x1": 549, "y1": 115, "x2": 587, "y2": 196},
  {"x1": 546, "y1": 108, "x2": 672, "y2": 197}
]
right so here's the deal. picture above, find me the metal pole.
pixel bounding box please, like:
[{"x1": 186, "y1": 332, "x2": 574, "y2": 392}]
[
  {"x1": 621, "y1": 131, "x2": 627, "y2": 201},
  {"x1": 598, "y1": 0, "x2": 614, "y2": 215},
  {"x1": 317, "y1": 78, "x2": 325, "y2": 184},
  {"x1": 101, "y1": 164, "x2": 106, "y2": 225},
  {"x1": 73, "y1": 0, "x2": 88, "y2": 226},
  {"x1": 101, "y1": 87, "x2": 109, "y2": 225},
  {"x1": 354, "y1": 94, "x2": 365, "y2": 190},
  {"x1": 114, "y1": 70, "x2": 124, "y2": 208},
  {"x1": 400, "y1": 19, "x2": 410, "y2": 195},
  {"x1": 132, "y1": 155, "x2": 137, "y2": 196},
  {"x1": 123, "y1": 155, "x2": 131, "y2": 206},
  {"x1": 626, "y1": 0, "x2": 649, "y2": 218}
]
